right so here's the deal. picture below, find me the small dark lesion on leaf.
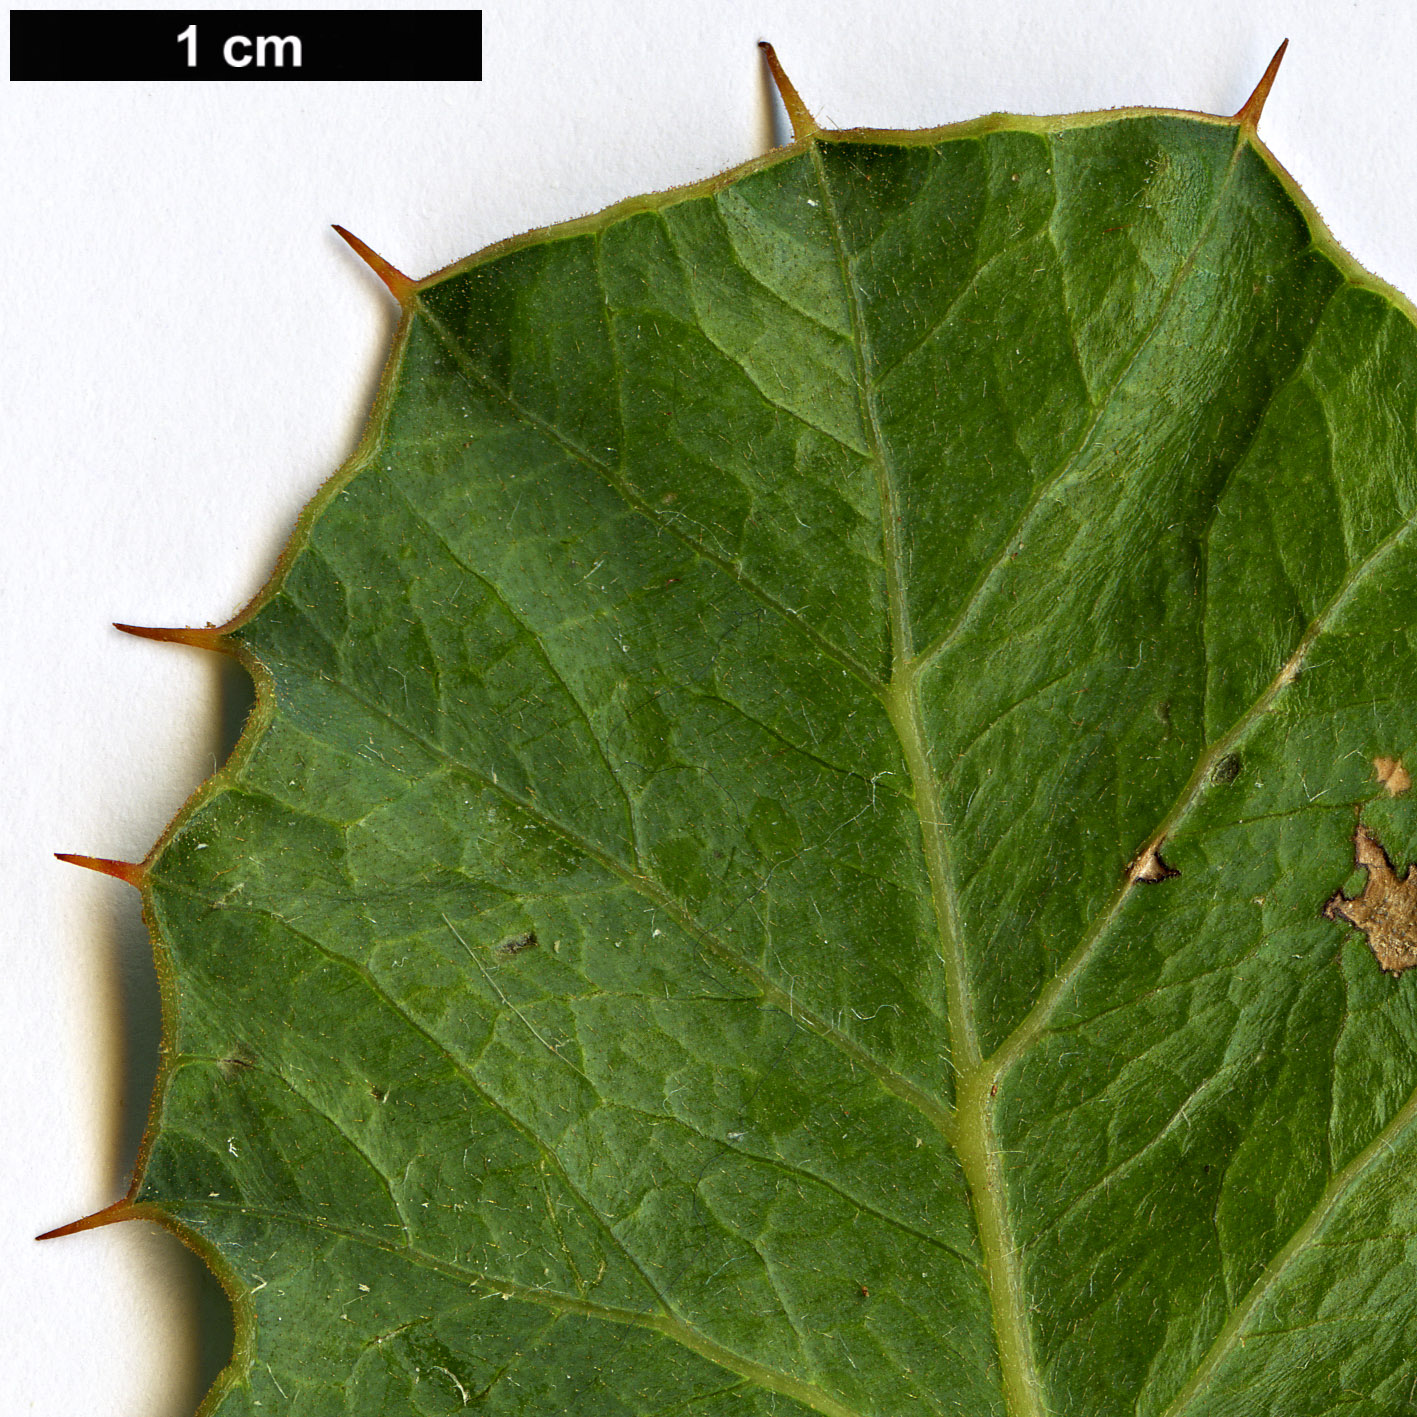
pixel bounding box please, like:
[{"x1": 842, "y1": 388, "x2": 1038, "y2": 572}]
[
  {"x1": 370, "y1": 1085, "x2": 388, "y2": 1103},
  {"x1": 1325, "y1": 823, "x2": 1417, "y2": 977},
  {"x1": 1211, "y1": 753, "x2": 1242, "y2": 786},
  {"x1": 1128, "y1": 842, "x2": 1179, "y2": 884},
  {"x1": 499, "y1": 929, "x2": 539, "y2": 955},
  {"x1": 218, "y1": 1048, "x2": 255, "y2": 1079}
]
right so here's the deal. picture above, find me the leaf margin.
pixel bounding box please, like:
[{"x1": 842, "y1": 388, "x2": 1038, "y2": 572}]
[{"x1": 76, "y1": 61, "x2": 1417, "y2": 1417}]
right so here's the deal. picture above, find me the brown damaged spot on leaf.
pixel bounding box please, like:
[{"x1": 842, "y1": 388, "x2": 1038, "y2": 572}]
[
  {"x1": 1128, "y1": 842, "x2": 1179, "y2": 884},
  {"x1": 1325, "y1": 824, "x2": 1417, "y2": 977},
  {"x1": 1374, "y1": 755, "x2": 1411, "y2": 796}
]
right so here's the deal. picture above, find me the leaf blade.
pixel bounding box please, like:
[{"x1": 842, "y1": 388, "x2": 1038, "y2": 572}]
[{"x1": 121, "y1": 103, "x2": 1417, "y2": 1417}]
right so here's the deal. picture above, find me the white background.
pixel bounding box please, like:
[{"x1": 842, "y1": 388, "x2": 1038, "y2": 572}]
[{"x1": 4, "y1": 1, "x2": 1417, "y2": 1412}]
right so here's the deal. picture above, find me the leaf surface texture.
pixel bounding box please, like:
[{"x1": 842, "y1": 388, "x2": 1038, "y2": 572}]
[{"x1": 131, "y1": 105, "x2": 1417, "y2": 1417}]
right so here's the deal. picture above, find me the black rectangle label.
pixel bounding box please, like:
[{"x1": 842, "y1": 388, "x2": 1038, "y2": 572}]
[{"x1": 10, "y1": 10, "x2": 483, "y2": 81}]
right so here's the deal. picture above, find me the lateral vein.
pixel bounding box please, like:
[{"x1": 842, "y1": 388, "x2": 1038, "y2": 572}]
[{"x1": 170, "y1": 1197, "x2": 867, "y2": 1417}]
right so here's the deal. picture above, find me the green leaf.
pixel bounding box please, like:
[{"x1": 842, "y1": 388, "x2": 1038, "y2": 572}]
[{"x1": 97, "y1": 61, "x2": 1417, "y2": 1417}]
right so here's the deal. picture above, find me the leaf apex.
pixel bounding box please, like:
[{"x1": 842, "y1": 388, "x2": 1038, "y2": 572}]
[
  {"x1": 759, "y1": 41, "x2": 821, "y2": 140},
  {"x1": 333, "y1": 225, "x2": 417, "y2": 306},
  {"x1": 1234, "y1": 39, "x2": 1288, "y2": 132},
  {"x1": 54, "y1": 853, "x2": 146, "y2": 888}
]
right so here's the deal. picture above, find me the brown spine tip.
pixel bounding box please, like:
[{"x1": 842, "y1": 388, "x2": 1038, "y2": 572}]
[
  {"x1": 332, "y1": 225, "x2": 416, "y2": 306},
  {"x1": 36, "y1": 1198, "x2": 138, "y2": 1241},
  {"x1": 1234, "y1": 39, "x2": 1288, "y2": 132},
  {"x1": 759, "y1": 41, "x2": 821, "y2": 141},
  {"x1": 114, "y1": 622, "x2": 228, "y2": 653},
  {"x1": 54, "y1": 853, "x2": 146, "y2": 889}
]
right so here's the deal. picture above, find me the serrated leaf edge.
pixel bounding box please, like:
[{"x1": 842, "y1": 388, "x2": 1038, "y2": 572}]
[{"x1": 81, "y1": 74, "x2": 1417, "y2": 1417}]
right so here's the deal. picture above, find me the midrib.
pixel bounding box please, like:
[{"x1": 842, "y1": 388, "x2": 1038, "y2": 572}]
[
  {"x1": 885, "y1": 678, "x2": 1044, "y2": 1417},
  {"x1": 809, "y1": 138, "x2": 1046, "y2": 1417},
  {"x1": 803, "y1": 120, "x2": 1277, "y2": 1417}
]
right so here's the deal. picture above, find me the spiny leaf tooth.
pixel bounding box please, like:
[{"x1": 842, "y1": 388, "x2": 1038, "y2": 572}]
[
  {"x1": 54, "y1": 853, "x2": 146, "y2": 888},
  {"x1": 35, "y1": 1198, "x2": 139, "y2": 1241},
  {"x1": 1234, "y1": 38, "x2": 1289, "y2": 131},
  {"x1": 758, "y1": 41, "x2": 820, "y2": 140},
  {"x1": 114, "y1": 621, "x2": 230, "y2": 653},
  {"x1": 332, "y1": 224, "x2": 417, "y2": 306}
]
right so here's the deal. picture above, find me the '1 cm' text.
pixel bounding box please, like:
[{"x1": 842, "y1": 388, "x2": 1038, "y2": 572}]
[{"x1": 176, "y1": 25, "x2": 302, "y2": 69}]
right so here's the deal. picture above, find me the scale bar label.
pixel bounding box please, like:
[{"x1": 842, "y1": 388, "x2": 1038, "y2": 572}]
[{"x1": 10, "y1": 10, "x2": 483, "y2": 81}]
